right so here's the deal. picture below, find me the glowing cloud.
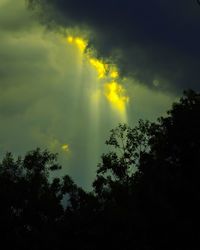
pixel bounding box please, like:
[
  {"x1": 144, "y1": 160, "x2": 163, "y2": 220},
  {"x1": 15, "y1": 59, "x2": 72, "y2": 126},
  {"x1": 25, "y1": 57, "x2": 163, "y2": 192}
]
[
  {"x1": 89, "y1": 58, "x2": 108, "y2": 79},
  {"x1": 110, "y1": 69, "x2": 119, "y2": 79},
  {"x1": 67, "y1": 36, "x2": 73, "y2": 43},
  {"x1": 104, "y1": 81, "x2": 129, "y2": 113},
  {"x1": 48, "y1": 138, "x2": 70, "y2": 154},
  {"x1": 65, "y1": 33, "x2": 129, "y2": 120},
  {"x1": 62, "y1": 144, "x2": 70, "y2": 153},
  {"x1": 66, "y1": 36, "x2": 87, "y2": 53},
  {"x1": 75, "y1": 38, "x2": 87, "y2": 52}
]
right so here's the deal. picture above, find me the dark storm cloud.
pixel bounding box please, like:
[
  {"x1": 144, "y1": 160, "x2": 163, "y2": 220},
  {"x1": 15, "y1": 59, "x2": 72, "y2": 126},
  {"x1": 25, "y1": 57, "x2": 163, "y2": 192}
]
[
  {"x1": 29, "y1": 0, "x2": 200, "y2": 92},
  {"x1": 0, "y1": 0, "x2": 177, "y2": 190}
]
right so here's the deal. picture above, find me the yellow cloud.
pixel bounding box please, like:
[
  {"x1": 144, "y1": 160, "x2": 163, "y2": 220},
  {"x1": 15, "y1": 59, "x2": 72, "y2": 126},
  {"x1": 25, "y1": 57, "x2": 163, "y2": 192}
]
[
  {"x1": 74, "y1": 38, "x2": 87, "y2": 52},
  {"x1": 67, "y1": 36, "x2": 73, "y2": 43},
  {"x1": 66, "y1": 36, "x2": 87, "y2": 53},
  {"x1": 65, "y1": 33, "x2": 129, "y2": 119},
  {"x1": 89, "y1": 58, "x2": 108, "y2": 79},
  {"x1": 104, "y1": 81, "x2": 129, "y2": 112},
  {"x1": 110, "y1": 69, "x2": 119, "y2": 79},
  {"x1": 62, "y1": 144, "x2": 70, "y2": 153}
]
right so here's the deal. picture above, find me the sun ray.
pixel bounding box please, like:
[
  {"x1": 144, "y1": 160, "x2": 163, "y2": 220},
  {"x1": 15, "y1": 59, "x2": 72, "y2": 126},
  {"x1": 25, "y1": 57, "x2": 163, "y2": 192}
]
[{"x1": 65, "y1": 33, "x2": 129, "y2": 121}]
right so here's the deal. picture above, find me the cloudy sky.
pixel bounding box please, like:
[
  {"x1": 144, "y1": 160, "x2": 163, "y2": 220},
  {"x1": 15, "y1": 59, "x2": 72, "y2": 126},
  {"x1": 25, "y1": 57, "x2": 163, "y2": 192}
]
[{"x1": 0, "y1": 0, "x2": 199, "y2": 189}]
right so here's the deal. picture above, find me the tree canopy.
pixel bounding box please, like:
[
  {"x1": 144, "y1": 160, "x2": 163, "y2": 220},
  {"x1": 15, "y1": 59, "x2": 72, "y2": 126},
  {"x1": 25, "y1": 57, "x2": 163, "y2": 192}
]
[{"x1": 0, "y1": 90, "x2": 200, "y2": 249}]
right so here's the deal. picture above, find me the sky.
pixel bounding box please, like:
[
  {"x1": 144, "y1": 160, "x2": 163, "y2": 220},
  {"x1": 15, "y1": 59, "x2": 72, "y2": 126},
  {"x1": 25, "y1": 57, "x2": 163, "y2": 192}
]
[{"x1": 0, "y1": 0, "x2": 199, "y2": 189}]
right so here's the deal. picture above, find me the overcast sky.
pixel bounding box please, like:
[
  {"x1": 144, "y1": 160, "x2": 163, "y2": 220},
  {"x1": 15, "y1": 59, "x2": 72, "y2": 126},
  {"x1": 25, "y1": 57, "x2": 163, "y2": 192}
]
[{"x1": 1, "y1": 0, "x2": 199, "y2": 189}]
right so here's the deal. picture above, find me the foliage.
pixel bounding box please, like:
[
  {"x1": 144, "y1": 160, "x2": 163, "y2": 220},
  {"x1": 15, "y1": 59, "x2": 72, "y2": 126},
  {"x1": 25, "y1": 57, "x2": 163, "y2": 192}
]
[{"x1": 1, "y1": 90, "x2": 200, "y2": 249}]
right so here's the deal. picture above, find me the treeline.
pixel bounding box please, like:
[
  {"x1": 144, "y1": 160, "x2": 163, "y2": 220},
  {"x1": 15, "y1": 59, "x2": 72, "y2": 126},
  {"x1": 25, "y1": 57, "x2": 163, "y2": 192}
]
[{"x1": 0, "y1": 90, "x2": 200, "y2": 250}]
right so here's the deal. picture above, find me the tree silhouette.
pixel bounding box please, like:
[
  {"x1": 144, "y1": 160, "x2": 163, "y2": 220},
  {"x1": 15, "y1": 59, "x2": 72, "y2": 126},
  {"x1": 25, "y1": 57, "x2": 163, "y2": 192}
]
[
  {"x1": 0, "y1": 90, "x2": 200, "y2": 249},
  {"x1": 91, "y1": 89, "x2": 200, "y2": 249},
  {"x1": 0, "y1": 148, "x2": 84, "y2": 249}
]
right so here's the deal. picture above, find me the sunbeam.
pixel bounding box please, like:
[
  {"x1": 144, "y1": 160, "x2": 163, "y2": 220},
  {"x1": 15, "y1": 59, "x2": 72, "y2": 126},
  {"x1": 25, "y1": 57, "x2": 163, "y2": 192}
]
[{"x1": 66, "y1": 34, "x2": 129, "y2": 123}]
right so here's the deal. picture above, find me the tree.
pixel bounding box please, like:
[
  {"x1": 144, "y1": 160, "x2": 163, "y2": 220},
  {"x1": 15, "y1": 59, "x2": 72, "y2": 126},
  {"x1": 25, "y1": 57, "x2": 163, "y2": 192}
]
[
  {"x1": 1, "y1": 90, "x2": 200, "y2": 250},
  {"x1": 92, "y1": 90, "x2": 200, "y2": 250},
  {"x1": 93, "y1": 121, "x2": 151, "y2": 198},
  {"x1": 0, "y1": 148, "x2": 82, "y2": 249}
]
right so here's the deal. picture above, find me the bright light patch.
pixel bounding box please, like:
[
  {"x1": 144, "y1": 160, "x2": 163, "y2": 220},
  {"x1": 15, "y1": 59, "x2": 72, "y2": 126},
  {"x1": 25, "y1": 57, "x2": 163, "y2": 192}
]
[
  {"x1": 110, "y1": 70, "x2": 119, "y2": 79},
  {"x1": 65, "y1": 33, "x2": 129, "y2": 119},
  {"x1": 75, "y1": 38, "x2": 87, "y2": 52},
  {"x1": 67, "y1": 36, "x2": 74, "y2": 43},
  {"x1": 66, "y1": 36, "x2": 87, "y2": 53},
  {"x1": 89, "y1": 58, "x2": 108, "y2": 79},
  {"x1": 62, "y1": 144, "x2": 70, "y2": 153},
  {"x1": 105, "y1": 81, "x2": 129, "y2": 112},
  {"x1": 49, "y1": 139, "x2": 70, "y2": 154}
]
